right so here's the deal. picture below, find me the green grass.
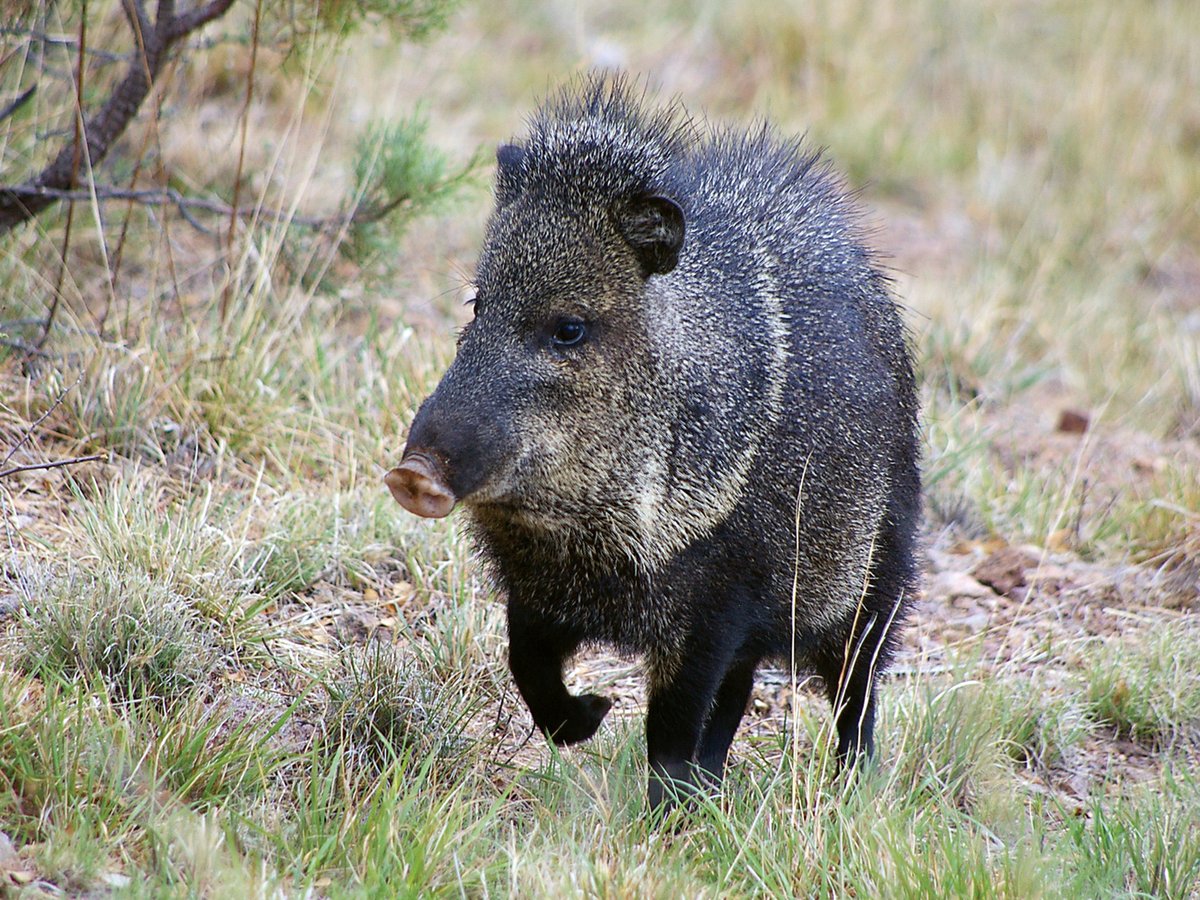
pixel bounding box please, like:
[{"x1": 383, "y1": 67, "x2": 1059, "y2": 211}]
[
  {"x1": 1064, "y1": 771, "x2": 1200, "y2": 899},
  {"x1": 319, "y1": 641, "x2": 481, "y2": 776},
  {"x1": 18, "y1": 566, "x2": 216, "y2": 705},
  {"x1": 2, "y1": 0, "x2": 1199, "y2": 895},
  {"x1": 1083, "y1": 622, "x2": 1200, "y2": 745}
]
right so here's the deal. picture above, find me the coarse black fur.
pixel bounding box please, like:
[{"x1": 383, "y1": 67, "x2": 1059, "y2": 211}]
[{"x1": 395, "y1": 74, "x2": 921, "y2": 812}]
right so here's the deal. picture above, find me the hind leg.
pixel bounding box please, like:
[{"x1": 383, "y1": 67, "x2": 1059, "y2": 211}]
[
  {"x1": 815, "y1": 628, "x2": 882, "y2": 763},
  {"x1": 808, "y1": 440, "x2": 918, "y2": 764},
  {"x1": 816, "y1": 527, "x2": 915, "y2": 764},
  {"x1": 825, "y1": 496, "x2": 916, "y2": 763}
]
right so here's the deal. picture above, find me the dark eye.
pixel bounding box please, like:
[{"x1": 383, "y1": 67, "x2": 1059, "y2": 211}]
[{"x1": 551, "y1": 318, "x2": 587, "y2": 348}]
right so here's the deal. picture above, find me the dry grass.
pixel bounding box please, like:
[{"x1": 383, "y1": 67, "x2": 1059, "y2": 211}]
[{"x1": 2, "y1": 0, "x2": 1199, "y2": 895}]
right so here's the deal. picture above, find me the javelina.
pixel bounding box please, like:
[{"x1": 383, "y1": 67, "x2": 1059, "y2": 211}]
[{"x1": 386, "y1": 75, "x2": 920, "y2": 810}]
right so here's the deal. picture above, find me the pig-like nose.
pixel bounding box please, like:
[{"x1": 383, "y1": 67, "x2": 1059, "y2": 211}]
[{"x1": 385, "y1": 454, "x2": 458, "y2": 518}]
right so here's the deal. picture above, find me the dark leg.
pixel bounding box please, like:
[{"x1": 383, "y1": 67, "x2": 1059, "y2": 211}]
[
  {"x1": 815, "y1": 607, "x2": 890, "y2": 764},
  {"x1": 644, "y1": 645, "x2": 732, "y2": 812},
  {"x1": 817, "y1": 504, "x2": 918, "y2": 765},
  {"x1": 820, "y1": 650, "x2": 879, "y2": 763},
  {"x1": 696, "y1": 656, "x2": 758, "y2": 781},
  {"x1": 507, "y1": 601, "x2": 611, "y2": 746}
]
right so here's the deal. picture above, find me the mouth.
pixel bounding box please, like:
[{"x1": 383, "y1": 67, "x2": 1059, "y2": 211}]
[
  {"x1": 462, "y1": 493, "x2": 529, "y2": 520},
  {"x1": 469, "y1": 491, "x2": 591, "y2": 534}
]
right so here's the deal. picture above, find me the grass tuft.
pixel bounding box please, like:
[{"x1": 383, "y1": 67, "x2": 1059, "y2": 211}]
[
  {"x1": 1082, "y1": 622, "x2": 1200, "y2": 745},
  {"x1": 1064, "y1": 769, "x2": 1200, "y2": 898},
  {"x1": 319, "y1": 642, "x2": 478, "y2": 778},
  {"x1": 18, "y1": 567, "x2": 215, "y2": 706}
]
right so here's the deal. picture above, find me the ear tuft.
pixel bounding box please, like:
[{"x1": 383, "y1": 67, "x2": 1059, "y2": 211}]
[
  {"x1": 614, "y1": 194, "x2": 685, "y2": 277},
  {"x1": 495, "y1": 143, "x2": 525, "y2": 206}
]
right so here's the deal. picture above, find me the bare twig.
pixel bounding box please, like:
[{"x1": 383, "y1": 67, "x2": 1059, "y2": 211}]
[
  {"x1": 166, "y1": 0, "x2": 237, "y2": 40},
  {"x1": 121, "y1": 0, "x2": 153, "y2": 39},
  {"x1": 0, "y1": 454, "x2": 105, "y2": 480},
  {"x1": 0, "y1": 28, "x2": 131, "y2": 63},
  {"x1": 3, "y1": 184, "x2": 397, "y2": 232},
  {"x1": 2, "y1": 374, "x2": 83, "y2": 468},
  {"x1": 43, "y1": 0, "x2": 90, "y2": 351},
  {"x1": 0, "y1": 26, "x2": 257, "y2": 58},
  {"x1": 106, "y1": 98, "x2": 161, "y2": 325},
  {"x1": 0, "y1": 86, "x2": 37, "y2": 124},
  {"x1": 100, "y1": 2, "x2": 165, "y2": 336},
  {"x1": 0, "y1": 337, "x2": 53, "y2": 359}
]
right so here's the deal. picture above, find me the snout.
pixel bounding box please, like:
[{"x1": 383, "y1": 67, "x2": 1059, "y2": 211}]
[
  {"x1": 387, "y1": 357, "x2": 520, "y2": 518},
  {"x1": 385, "y1": 453, "x2": 458, "y2": 518}
]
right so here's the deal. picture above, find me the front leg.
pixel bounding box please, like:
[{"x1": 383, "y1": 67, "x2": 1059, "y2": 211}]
[
  {"x1": 696, "y1": 656, "x2": 758, "y2": 782},
  {"x1": 645, "y1": 645, "x2": 729, "y2": 812},
  {"x1": 508, "y1": 600, "x2": 611, "y2": 746}
]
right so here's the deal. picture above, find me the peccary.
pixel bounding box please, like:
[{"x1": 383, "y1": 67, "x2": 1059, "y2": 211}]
[{"x1": 386, "y1": 75, "x2": 920, "y2": 811}]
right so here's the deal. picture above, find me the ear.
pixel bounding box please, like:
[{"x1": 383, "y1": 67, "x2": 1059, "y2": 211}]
[
  {"x1": 614, "y1": 194, "x2": 685, "y2": 277},
  {"x1": 495, "y1": 143, "x2": 525, "y2": 206}
]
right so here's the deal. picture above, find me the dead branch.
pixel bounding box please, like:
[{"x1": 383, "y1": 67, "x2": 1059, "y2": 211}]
[
  {"x1": 1, "y1": 374, "x2": 84, "y2": 469},
  {"x1": 0, "y1": 0, "x2": 237, "y2": 235},
  {"x1": 1, "y1": 184, "x2": 415, "y2": 233},
  {"x1": 221, "y1": 0, "x2": 262, "y2": 321},
  {"x1": 0, "y1": 372, "x2": 103, "y2": 481},
  {"x1": 167, "y1": 0, "x2": 237, "y2": 40},
  {"x1": 0, "y1": 454, "x2": 105, "y2": 480},
  {"x1": 0, "y1": 86, "x2": 37, "y2": 124},
  {"x1": 0, "y1": 28, "x2": 132, "y2": 63},
  {"x1": 0, "y1": 337, "x2": 53, "y2": 358}
]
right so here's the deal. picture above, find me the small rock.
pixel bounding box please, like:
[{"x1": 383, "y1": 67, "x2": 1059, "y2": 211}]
[
  {"x1": 1028, "y1": 564, "x2": 1073, "y2": 582},
  {"x1": 961, "y1": 611, "x2": 991, "y2": 631},
  {"x1": 973, "y1": 546, "x2": 1039, "y2": 597},
  {"x1": 335, "y1": 610, "x2": 380, "y2": 644},
  {"x1": 0, "y1": 831, "x2": 42, "y2": 892},
  {"x1": 0, "y1": 830, "x2": 18, "y2": 866},
  {"x1": 926, "y1": 570, "x2": 996, "y2": 603},
  {"x1": 1132, "y1": 455, "x2": 1165, "y2": 474},
  {"x1": 1057, "y1": 408, "x2": 1090, "y2": 434},
  {"x1": 1046, "y1": 529, "x2": 1073, "y2": 552}
]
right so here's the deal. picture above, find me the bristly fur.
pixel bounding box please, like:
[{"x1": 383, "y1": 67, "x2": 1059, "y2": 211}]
[
  {"x1": 397, "y1": 72, "x2": 922, "y2": 813},
  {"x1": 497, "y1": 74, "x2": 696, "y2": 209}
]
